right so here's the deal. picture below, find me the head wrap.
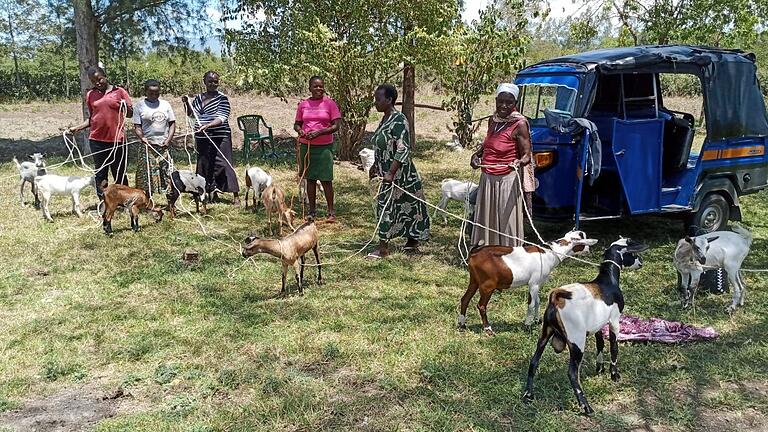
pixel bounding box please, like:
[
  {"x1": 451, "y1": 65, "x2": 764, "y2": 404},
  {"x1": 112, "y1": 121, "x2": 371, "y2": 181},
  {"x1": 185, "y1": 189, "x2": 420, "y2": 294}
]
[{"x1": 495, "y1": 83, "x2": 519, "y2": 99}]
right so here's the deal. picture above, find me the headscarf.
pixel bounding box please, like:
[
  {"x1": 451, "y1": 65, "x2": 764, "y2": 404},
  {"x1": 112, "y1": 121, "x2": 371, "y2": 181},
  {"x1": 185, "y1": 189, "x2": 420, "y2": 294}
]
[{"x1": 495, "y1": 82, "x2": 520, "y2": 99}]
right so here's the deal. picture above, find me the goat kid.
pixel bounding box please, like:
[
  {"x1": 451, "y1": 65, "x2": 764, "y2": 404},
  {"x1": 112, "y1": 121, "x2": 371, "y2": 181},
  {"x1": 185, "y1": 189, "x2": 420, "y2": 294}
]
[
  {"x1": 262, "y1": 184, "x2": 296, "y2": 235},
  {"x1": 435, "y1": 179, "x2": 478, "y2": 222},
  {"x1": 675, "y1": 224, "x2": 752, "y2": 312},
  {"x1": 459, "y1": 230, "x2": 597, "y2": 335},
  {"x1": 242, "y1": 220, "x2": 321, "y2": 294},
  {"x1": 359, "y1": 148, "x2": 375, "y2": 174},
  {"x1": 13, "y1": 153, "x2": 47, "y2": 208},
  {"x1": 167, "y1": 170, "x2": 207, "y2": 219},
  {"x1": 243, "y1": 166, "x2": 272, "y2": 209},
  {"x1": 299, "y1": 178, "x2": 324, "y2": 205},
  {"x1": 523, "y1": 238, "x2": 648, "y2": 416},
  {"x1": 34, "y1": 174, "x2": 93, "y2": 222},
  {"x1": 101, "y1": 181, "x2": 163, "y2": 235}
]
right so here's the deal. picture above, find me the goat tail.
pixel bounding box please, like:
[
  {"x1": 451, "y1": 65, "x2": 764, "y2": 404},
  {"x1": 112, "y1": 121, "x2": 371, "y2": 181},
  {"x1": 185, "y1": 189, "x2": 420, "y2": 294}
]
[
  {"x1": 244, "y1": 166, "x2": 252, "y2": 188},
  {"x1": 12, "y1": 157, "x2": 20, "y2": 170},
  {"x1": 731, "y1": 223, "x2": 753, "y2": 246}
]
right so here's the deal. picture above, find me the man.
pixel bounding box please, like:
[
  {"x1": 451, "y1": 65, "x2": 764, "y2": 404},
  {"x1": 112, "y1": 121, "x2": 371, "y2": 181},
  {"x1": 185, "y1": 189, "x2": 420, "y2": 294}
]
[{"x1": 133, "y1": 79, "x2": 176, "y2": 200}]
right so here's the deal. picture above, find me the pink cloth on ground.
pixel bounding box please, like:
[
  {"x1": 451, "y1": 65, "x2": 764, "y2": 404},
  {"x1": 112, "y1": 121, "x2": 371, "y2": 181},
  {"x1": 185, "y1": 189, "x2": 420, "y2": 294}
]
[
  {"x1": 295, "y1": 96, "x2": 342, "y2": 145},
  {"x1": 601, "y1": 315, "x2": 719, "y2": 343}
]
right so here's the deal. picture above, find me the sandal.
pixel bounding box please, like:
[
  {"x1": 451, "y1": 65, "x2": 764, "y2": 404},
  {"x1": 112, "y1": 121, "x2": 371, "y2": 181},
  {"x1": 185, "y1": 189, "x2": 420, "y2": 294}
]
[
  {"x1": 326, "y1": 214, "x2": 336, "y2": 223},
  {"x1": 366, "y1": 250, "x2": 388, "y2": 259}
]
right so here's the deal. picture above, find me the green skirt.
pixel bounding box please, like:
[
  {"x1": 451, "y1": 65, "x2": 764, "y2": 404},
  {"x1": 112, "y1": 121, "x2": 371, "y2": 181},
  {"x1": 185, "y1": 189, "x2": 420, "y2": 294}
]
[{"x1": 299, "y1": 143, "x2": 334, "y2": 182}]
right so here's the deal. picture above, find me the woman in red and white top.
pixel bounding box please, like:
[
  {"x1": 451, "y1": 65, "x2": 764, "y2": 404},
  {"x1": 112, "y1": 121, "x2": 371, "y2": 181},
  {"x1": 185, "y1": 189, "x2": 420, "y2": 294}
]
[
  {"x1": 294, "y1": 76, "x2": 342, "y2": 221},
  {"x1": 470, "y1": 83, "x2": 532, "y2": 247},
  {"x1": 68, "y1": 65, "x2": 133, "y2": 199}
]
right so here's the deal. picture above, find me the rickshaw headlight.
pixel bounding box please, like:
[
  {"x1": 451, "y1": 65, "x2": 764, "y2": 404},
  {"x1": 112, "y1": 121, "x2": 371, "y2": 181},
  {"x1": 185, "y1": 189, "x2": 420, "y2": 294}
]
[{"x1": 534, "y1": 151, "x2": 555, "y2": 169}]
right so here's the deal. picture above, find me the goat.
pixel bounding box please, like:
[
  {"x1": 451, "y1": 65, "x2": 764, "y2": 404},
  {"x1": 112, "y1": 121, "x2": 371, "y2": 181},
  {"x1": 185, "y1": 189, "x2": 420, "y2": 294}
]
[
  {"x1": 13, "y1": 153, "x2": 47, "y2": 208},
  {"x1": 359, "y1": 148, "x2": 375, "y2": 174},
  {"x1": 101, "y1": 181, "x2": 163, "y2": 235},
  {"x1": 242, "y1": 219, "x2": 321, "y2": 294},
  {"x1": 34, "y1": 174, "x2": 93, "y2": 222},
  {"x1": 459, "y1": 230, "x2": 597, "y2": 335},
  {"x1": 243, "y1": 166, "x2": 272, "y2": 209},
  {"x1": 675, "y1": 224, "x2": 752, "y2": 312},
  {"x1": 435, "y1": 179, "x2": 478, "y2": 222},
  {"x1": 299, "y1": 178, "x2": 324, "y2": 206},
  {"x1": 167, "y1": 170, "x2": 207, "y2": 219},
  {"x1": 262, "y1": 184, "x2": 296, "y2": 235},
  {"x1": 522, "y1": 238, "x2": 648, "y2": 416}
]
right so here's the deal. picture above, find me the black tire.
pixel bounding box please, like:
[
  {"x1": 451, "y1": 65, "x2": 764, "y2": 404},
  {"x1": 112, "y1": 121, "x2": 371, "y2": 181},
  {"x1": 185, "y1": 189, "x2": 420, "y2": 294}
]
[{"x1": 686, "y1": 193, "x2": 729, "y2": 233}]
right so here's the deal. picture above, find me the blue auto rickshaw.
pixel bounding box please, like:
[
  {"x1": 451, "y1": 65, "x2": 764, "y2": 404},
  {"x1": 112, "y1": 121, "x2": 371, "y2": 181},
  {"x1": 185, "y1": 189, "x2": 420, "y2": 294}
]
[{"x1": 515, "y1": 45, "x2": 768, "y2": 233}]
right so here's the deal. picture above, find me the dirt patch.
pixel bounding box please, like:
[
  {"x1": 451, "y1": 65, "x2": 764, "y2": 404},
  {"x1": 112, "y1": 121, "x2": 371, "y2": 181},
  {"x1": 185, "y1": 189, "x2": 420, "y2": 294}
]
[
  {"x1": 0, "y1": 382, "x2": 137, "y2": 432},
  {"x1": 698, "y1": 408, "x2": 768, "y2": 431}
]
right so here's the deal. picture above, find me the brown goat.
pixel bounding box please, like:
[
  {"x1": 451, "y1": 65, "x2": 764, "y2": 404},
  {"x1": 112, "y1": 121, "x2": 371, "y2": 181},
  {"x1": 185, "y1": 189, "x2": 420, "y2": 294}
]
[
  {"x1": 261, "y1": 184, "x2": 296, "y2": 235},
  {"x1": 241, "y1": 220, "x2": 321, "y2": 294},
  {"x1": 101, "y1": 180, "x2": 163, "y2": 235}
]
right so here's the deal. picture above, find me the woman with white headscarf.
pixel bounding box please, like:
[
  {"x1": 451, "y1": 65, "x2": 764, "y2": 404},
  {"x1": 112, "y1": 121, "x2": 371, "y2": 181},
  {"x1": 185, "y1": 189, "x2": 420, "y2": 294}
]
[{"x1": 470, "y1": 83, "x2": 532, "y2": 247}]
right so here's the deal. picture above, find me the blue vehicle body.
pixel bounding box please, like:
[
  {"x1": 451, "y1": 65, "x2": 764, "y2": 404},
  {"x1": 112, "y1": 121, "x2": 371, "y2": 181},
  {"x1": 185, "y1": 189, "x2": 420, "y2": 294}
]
[{"x1": 515, "y1": 45, "x2": 768, "y2": 232}]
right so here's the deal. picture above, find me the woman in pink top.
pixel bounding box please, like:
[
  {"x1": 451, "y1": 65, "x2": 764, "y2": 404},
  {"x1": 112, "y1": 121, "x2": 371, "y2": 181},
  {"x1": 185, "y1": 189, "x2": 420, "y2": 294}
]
[
  {"x1": 294, "y1": 76, "x2": 342, "y2": 221},
  {"x1": 470, "y1": 83, "x2": 532, "y2": 247}
]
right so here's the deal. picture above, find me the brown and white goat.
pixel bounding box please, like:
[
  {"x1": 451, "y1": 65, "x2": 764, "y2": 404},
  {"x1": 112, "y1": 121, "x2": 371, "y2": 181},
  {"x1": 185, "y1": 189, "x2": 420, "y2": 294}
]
[
  {"x1": 261, "y1": 184, "x2": 296, "y2": 235},
  {"x1": 523, "y1": 238, "x2": 647, "y2": 416},
  {"x1": 101, "y1": 181, "x2": 164, "y2": 235},
  {"x1": 241, "y1": 220, "x2": 321, "y2": 294},
  {"x1": 459, "y1": 230, "x2": 597, "y2": 335}
]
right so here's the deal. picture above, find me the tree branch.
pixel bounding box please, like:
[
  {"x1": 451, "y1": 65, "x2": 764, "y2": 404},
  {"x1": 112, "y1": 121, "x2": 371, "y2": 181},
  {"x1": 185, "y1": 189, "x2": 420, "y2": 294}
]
[{"x1": 98, "y1": 0, "x2": 169, "y2": 24}]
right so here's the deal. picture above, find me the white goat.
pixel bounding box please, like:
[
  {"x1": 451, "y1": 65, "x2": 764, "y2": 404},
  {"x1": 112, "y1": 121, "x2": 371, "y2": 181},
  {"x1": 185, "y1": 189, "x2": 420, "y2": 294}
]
[
  {"x1": 523, "y1": 238, "x2": 648, "y2": 416},
  {"x1": 675, "y1": 224, "x2": 752, "y2": 312},
  {"x1": 359, "y1": 148, "x2": 375, "y2": 174},
  {"x1": 13, "y1": 153, "x2": 47, "y2": 208},
  {"x1": 243, "y1": 166, "x2": 273, "y2": 209},
  {"x1": 299, "y1": 178, "x2": 324, "y2": 206},
  {"x1": 435, "y1": 179, "x2": 478, "y2": 222},
  {"x1": 167, "y1": 170, "x2": 207, "y2": 219},
  {"x1": 34, "y1": 174, "x2": 94, "y2": 222},
  {"x1": 459, "y1": 230, "x2": 597, "y2": 334}
]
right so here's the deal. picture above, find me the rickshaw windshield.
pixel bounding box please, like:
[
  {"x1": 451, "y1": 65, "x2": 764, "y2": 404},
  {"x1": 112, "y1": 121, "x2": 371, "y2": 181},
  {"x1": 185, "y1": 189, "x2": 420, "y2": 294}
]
[{"x1": 518, "y1": 84, "x2": 577, "y2": 126}]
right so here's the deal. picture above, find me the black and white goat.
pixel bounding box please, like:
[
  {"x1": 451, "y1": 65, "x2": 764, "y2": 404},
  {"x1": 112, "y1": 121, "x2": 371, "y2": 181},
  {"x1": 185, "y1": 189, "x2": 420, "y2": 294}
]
[
  {"x1": 675, "y1": 224, "x2": 752, "y2": 312},
  {"x1": 523, "y1": 238, "x2": 648, "y2": 416},
  {"x1": 13, "y1": 153, "x2": 47, "y2": 208},
  {"x1": 167, "y1": 170, "x2": 207, "y2": 219}
]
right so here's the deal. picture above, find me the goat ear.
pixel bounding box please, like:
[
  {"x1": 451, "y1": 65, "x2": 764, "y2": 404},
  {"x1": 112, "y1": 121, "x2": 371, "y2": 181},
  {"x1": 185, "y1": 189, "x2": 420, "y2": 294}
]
[
  {"x1": 684, "y1": 236, "x2": 693, "y2": 243},
  {"x1": 625, "y1": 242, "x2": 649, "y2": 253},
  {"x1": 705, "y1": 235, "x2": 720, "y2": 243},
  {"x1": 575, "y1": 238, "x2": 598, "y2": 246}
]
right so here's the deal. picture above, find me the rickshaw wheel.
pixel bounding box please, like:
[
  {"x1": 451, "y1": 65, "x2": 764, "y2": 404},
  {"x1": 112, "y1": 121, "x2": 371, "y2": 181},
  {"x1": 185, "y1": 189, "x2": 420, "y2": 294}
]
[{"x1": 686, "y1": 193, "x2": 729, "y2": 233}]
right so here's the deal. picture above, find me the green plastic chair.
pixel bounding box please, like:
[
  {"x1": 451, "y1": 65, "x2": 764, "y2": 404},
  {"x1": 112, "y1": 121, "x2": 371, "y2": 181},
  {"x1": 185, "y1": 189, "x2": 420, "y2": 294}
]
[{"x1": 237, "y1": 115, "x2": 276, "y2": 161}]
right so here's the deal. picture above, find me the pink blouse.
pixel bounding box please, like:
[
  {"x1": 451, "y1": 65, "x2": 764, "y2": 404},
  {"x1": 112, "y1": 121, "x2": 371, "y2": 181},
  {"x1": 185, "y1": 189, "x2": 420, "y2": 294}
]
[
  {"x1": 295, "y1": 96, "x2": 342, "y2": 145},
  {"x1": 481, "y1": 118, "x2": 527, "y2": 176}
]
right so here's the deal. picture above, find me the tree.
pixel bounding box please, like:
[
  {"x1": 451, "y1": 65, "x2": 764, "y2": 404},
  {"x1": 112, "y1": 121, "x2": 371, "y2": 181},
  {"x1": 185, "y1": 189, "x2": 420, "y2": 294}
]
[
  {"x1": 0, "y1": 0, "x2": 38, "y2": 85},
  {"x1": 436, "y1": 3, "x2": 528, "y2": 148},
  {"x1": 224, "y1": 0, "x2": 457, "y2": 160},
  {"x1": 71, "y1": 0, "x2": 208, "y2": 118}
]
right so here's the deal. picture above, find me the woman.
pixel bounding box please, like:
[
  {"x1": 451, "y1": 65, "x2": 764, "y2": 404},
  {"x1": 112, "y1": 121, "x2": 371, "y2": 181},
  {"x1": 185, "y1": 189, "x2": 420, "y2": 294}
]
[
  {"x1": 470, "y1": 83, "x2": 532, "y2": 247},
  {"x1": 133, "y1": 79, "x2": 176, "y2": 201},
  {"x1": 182, "y1": 71, "x2": 240, "y2": 206},
  {"x1": 67, "y1": 65, "x2": 133, "y2": 200},
  {"x1": 294, "y1": 76, "x2": 341, "y2": 221},
  {"x1": 367, "y1": 84, "x2": 430, "y2": 259}
]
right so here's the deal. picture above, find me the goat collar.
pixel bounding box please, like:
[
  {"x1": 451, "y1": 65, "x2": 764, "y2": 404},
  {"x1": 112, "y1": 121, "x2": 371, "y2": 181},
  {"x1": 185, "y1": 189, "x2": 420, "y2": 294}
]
[{"x1": 603, "y1": 259, "x2": 622, "y2": 270}]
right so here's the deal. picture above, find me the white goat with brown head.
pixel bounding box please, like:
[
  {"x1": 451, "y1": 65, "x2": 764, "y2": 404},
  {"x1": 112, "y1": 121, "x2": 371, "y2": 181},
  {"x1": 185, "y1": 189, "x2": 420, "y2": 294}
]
[
  {"x1": 459, "y1": 230, "x2": 597, "y2": 335},
  {"x1": 242, "y1": 219, "x2": 321, "y2": 294}
]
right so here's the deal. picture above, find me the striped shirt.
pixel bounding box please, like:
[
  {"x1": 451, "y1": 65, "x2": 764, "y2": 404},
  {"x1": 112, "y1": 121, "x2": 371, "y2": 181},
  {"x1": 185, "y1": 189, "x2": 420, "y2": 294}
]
[{"x1": 190, "y1": 92, "x2": 231, "y2": 138}]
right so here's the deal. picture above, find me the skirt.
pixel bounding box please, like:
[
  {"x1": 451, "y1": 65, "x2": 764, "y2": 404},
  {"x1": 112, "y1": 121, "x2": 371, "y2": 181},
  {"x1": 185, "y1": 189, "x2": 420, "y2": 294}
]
[
  {"x1": 471, "y1": 171, "x2": 524, "y2": 247},
  {"x1": 195, "y1": 134, "x2": 240, "y2": 193},
  {"x1": 299, "y1": 143, "x2": 334, "y2": 182}
]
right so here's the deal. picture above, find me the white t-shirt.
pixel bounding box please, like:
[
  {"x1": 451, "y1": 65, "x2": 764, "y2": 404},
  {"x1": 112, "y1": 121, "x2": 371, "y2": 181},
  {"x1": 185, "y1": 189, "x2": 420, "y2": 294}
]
[{"x1": 133, "y1": 98, "x2": 176, "y2": 146}]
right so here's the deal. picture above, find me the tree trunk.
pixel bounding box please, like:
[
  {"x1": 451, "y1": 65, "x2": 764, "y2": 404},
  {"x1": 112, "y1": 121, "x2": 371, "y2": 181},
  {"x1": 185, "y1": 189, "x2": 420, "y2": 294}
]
[
  {"x1": 402, "y1": 62, "x2": 416, "y2": 146},
  {"x1": 338, "y1": 118, "x2": 368, "y2": 161},
  {"x1": 73, "y1": 0, "x2": 99, "y2": 120},
  {"x1": 7, "y1": 11, "x2": 20, "y2": 86}
]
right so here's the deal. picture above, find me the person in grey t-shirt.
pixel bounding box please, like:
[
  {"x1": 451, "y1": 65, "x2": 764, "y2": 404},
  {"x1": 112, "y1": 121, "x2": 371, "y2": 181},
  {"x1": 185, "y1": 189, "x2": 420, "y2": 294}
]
[{"x1": 133, "y1": 79, "x2": 176, "y2": 198}]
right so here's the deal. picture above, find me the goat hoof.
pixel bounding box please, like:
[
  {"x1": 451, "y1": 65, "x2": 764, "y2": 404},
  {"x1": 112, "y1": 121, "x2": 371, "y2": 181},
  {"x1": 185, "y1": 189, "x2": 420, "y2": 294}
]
[
  {"x1": 725, "y1": 305, "x2": 737, "y2": 314},
  {"x1": 611, "y1": 372, "x2": 621, "y2": 382},
  {"x1": 596, "y1": 364, "x2": 605, "y2": 374},
  {"x1": 582, "y1": 404, "x2": 595, "y2": 416},
  {"x1": 483, "y1": 327, "x2": 495, "y2": 336},
  {"x1": 522, "y1": 392, "x2": 534, "y2": 403},
  {"x1": 458, "y1": 323, "x2": 467, "y2": 331}
]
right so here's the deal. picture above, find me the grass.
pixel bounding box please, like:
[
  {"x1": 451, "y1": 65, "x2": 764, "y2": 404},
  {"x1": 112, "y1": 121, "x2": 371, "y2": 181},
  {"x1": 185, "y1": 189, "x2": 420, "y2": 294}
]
[{"x1": 0, "y1": 138, "x2": 767, "y2": 431}]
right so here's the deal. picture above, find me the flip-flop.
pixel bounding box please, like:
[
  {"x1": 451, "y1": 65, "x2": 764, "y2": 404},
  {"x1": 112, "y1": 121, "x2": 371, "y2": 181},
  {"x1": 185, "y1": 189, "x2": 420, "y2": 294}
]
[
  {"x1": 326, "y1": 214, "x2": 337, "y2": 223},
  {"x1": 366, "y1": 251, "x2": 384, "y2": 259}
]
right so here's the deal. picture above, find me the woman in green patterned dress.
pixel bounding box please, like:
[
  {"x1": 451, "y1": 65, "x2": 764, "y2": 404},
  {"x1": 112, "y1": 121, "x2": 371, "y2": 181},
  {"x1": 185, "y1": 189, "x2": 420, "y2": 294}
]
[{"x1": 366, "y1": 84, "x2": 430, "y2": 259}]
